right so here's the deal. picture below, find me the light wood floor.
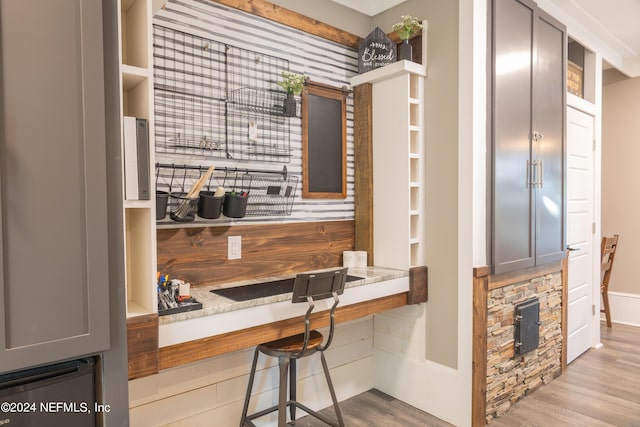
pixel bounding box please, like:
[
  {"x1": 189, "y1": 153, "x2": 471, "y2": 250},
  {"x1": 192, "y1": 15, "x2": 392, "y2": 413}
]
[
  {"x1": 296, "y1": 323, "x2": 640, "y2": 426},
  {"x1": 492, "y1": 322, "x2": 640, "y2": 426},
  {"x1": 294, "y1": 388, "x2": 452, "y2": 426}
]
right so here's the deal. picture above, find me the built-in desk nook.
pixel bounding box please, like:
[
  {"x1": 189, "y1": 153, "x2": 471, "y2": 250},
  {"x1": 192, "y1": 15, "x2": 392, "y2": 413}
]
[
  {"x1": 123, "y1": 0, "x2": 431, "y2": 425},
  {"x1": 157, "y1": 266, "x2": 417, "y2": 370}
]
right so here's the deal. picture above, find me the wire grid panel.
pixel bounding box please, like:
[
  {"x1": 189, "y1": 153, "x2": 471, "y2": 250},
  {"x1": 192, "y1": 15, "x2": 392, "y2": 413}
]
[
  {"x1": 226, "y1": 44, "x2": 292, "y2": 161},
  {"x1": 155, "y1": 166, "x2": 298, "y2": 218},
  {"x1": 153, "y1": 25, "x2": 227, "y2": 157},
  {"x1": 245, "y1": 174, "x2": 298, "y2": 217},
  {"x1": 153, "y1": 25, "x2": 291, "y2": 162}
]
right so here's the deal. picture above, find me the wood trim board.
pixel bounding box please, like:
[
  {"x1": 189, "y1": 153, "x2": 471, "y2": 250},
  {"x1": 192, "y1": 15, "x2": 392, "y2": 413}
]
[
  {"x1": 488, "y1": 261, "x2": 563, "y2": 290},
  {"x1": 472, "y1": 267, "x2": 489, "y2": 427},
  {"x1": 159, "y1": 292, "x2": 408, "y2": 370},
  {"x1": 127, "y1": 313, "x2": 159, "y2": 380},
  {"x1": 353, "y1": 83, "x2": 373, "y2": 262},
  {"x1": 208, "y1": 0, "x2": 362, "y2": 48}
]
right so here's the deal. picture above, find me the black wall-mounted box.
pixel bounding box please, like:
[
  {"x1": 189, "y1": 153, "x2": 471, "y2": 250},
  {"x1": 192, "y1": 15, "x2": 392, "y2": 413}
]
[{"x1": 514, "y1": 297, "x2": 540, "y2": 355}]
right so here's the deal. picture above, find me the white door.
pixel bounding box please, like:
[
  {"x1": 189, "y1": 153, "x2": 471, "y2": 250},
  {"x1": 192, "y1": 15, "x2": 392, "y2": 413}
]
[{"x1": 567, "y1": 107, "x2": 595, "y2": 363}]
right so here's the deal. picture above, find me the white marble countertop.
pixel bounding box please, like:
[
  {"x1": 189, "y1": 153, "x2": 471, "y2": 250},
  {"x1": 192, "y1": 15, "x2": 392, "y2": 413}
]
[{"x1": 159, "y1": 266, "x2": 408, "y2": 325}]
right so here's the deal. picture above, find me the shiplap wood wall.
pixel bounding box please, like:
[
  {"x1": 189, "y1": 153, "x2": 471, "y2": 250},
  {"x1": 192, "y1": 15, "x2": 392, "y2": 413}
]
[{"x1": 153, "y1": 0, "x2": 358, "y2": 223}]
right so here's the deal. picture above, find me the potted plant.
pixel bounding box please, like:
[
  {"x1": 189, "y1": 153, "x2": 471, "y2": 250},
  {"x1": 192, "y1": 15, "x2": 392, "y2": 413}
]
[
  {"x1": 392, "y1": 15, "x2": 423, "y2": 61},
  {"x1": 277, "y1": 71, "x2": 306, "y2": 116}
]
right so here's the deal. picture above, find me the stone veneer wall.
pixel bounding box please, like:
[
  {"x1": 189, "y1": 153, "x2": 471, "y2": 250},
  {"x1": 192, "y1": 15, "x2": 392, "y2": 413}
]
[{"x1": 485, "y1": 272, "x2": 563, "y2": 423}]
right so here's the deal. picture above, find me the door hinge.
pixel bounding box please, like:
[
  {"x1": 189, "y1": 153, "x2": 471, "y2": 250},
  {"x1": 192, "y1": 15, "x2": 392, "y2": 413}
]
[
  {"x1": 592, "y1": 304, "x2": 596, "y2": 316},
  {"x1": 593, "y1": 138, "x2": 596, "y2": 151},
  {"x1": 593, "y1": 222, "x2": 596, "y2": 234}
]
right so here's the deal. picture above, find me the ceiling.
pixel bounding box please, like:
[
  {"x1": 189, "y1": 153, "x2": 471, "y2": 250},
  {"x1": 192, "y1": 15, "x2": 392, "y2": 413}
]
[
  {"x1": 327, "y1": 0, "x2": 407, "y2": 16},
  {"x1": 327, "y1": 0, "x2": 640, "y2": 76},
  {"x1": 547, "y1": 0, "x2": 640, "y2": 75}
]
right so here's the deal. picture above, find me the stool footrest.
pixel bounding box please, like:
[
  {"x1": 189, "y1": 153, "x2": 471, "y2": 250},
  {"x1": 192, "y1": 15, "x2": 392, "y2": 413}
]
[
  {"x1": 294, "y1": 402, "x2": 341, "y2": 426},
  {"x1": 244, "y1": 401, "x2": 340, "y2": 427}
]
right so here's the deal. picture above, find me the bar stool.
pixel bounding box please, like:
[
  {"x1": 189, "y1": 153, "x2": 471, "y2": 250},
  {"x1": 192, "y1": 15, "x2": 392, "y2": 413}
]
[{"x1": 240, "y1": 267, "x2": 347, "y2": 427}]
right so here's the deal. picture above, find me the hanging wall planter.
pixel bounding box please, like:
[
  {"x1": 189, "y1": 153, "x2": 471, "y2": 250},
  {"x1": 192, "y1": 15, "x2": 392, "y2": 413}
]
[
  {"x1": 277, "y1": 71, "x2": 306, "y2": 117},
  {"x1": 283, "y1": 93, "x2": 297, "y2": 117}
]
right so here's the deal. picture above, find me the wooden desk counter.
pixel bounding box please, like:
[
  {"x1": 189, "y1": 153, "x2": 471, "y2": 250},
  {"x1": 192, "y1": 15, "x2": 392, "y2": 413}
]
[{"x1": 158, "y1": 267, "x2": 411, "y2": 370}]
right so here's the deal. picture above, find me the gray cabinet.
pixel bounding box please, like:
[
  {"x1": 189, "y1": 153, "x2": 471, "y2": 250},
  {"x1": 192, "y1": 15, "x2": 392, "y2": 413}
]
[
  {"x1": 491, "y1": 0, "x2": 566, "y2": 274},
  {"x1": 0, "y1": 0, "x2": 110, "y2": 372}
]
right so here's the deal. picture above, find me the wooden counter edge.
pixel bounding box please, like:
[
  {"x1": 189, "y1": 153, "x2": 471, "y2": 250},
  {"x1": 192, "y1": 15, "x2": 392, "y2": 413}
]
[
  {"x1": 127, "y1": 313, "x2": 159, "y2": 380},
  {"x1": 158, "y1": 292, "x2": 408, "y2": 370}
]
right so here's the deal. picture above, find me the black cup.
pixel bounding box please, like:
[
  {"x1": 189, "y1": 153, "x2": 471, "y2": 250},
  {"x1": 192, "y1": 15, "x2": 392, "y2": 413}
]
[
  {"x1": 156, "y1": 191, "x2": 169, "y2": 220},
  {"x1": 223, "y1": 192, "x2": 249, "y2": 218},
  {"x1": 197, "y1": 191, "x2": 224, "y2": 219}
]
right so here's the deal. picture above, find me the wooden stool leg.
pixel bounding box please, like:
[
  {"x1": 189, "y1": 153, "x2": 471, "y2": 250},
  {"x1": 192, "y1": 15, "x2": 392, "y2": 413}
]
[
  {"x1": 240, "y1": 348, "x2": 260, "y2": 427},
  {"x1": 320, "y1": 352, "x2": 344, "y2": 427},
  {"x1": 602, "y1": 291, "x2": 612, "y2": 328},
  {"x1": 278, "y1": 356, "x2": 290, "y2": 427}
]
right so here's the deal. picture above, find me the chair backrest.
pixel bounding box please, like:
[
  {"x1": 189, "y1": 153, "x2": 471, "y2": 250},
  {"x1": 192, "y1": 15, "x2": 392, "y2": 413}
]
[
  {"x1": 292, "y1": 267, "x2": 347, "y2": 304},
  {"x1": 601, "y1": 234, "x2": 619, "y2": 290},
  {"x1": 290, "y1": 267, "x2": 347, "y2": 355}
]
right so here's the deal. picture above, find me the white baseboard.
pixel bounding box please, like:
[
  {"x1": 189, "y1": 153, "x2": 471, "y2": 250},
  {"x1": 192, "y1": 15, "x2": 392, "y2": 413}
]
[{"x1": 602, "y1": 291, "x2": 640, "y2": 327}]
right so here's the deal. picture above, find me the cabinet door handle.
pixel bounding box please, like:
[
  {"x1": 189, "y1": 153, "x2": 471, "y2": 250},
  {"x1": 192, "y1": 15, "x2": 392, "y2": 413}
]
[
  {"x1": 538, "y1": 160, "x2": 543, "y2": 188},
  {"x1": 529, "y1": 159, "x2": 541, "y2": 187},
  {"x1": 533, "y1": 131, "x2": 544, "y2": 141},
  {"x1": 526, "y1": 159, "x2": 531, "y2": 188}
]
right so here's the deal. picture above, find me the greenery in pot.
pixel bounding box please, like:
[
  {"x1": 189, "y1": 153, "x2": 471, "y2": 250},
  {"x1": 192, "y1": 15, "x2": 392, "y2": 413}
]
[
  {"x1": 392, "y1": 15, "x2": 423, "y2": 40},
  {"x1": 276, "y1": 71, "x2": 307, "y2": 95}
]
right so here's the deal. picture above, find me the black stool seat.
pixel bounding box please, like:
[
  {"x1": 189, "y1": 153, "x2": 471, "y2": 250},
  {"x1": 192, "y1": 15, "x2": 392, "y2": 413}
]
[{"x1": 240, "y1": 268, "x2": 347, "y2": 427}]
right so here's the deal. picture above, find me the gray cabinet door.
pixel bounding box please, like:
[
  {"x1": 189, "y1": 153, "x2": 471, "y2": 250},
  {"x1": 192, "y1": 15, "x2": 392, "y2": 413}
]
[
  {"x1": 492, "y1": 0, "x2": 566, "y2": 275},
  {"x1": 533, "y1": 11, "x2": 566, "y2": 266},
  {"x1": 0, "y1": 0, "x2": 110, "y2": 373},
  {"x1": 492, "y1": 0, "x2": 536, "y2": 274}
]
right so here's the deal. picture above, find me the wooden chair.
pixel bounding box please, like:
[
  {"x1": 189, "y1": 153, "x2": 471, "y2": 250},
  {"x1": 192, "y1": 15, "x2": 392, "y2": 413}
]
[
  {"x1": 601, "y1": 235, "x2": 619, "y2": 328},
  {"x1": 240, "y1": 268, "x2": 347, "y2": 427}
]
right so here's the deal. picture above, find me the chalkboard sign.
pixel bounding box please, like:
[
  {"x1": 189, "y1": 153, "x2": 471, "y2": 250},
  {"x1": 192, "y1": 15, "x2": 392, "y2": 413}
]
[
  {"x1": 302, "y1": 82, "x2": 347, "y2": 199},
  {"x1": 358, "y1": 27, "x2": 396, "y2": 73}
]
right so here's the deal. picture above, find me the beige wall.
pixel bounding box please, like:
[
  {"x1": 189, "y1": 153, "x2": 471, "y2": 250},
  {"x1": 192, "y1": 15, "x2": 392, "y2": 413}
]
[
  {"x1": 273, "y1": 0, "x2": 462, "y2": 370},
  {"x1": 267, "y1": 0, "x2": 371, "y2": 37},
  {"x1": 373, "y1": 0, "x2": 460, "y2": 369},
  {"x1": 602, "y1": 76, "x2": 640, "y2": 295}
]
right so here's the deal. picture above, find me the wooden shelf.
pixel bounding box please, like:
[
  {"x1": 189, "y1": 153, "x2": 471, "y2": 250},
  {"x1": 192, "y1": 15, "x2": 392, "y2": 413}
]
[
  {"x1": 122, "y1": 65, "x2": 148, "y2": 90},
  {"x1": 124, "y1": 200, "x2": 152, "y2": 209},
  {"x1": 126, "y1": 300, "x2": 151, "y2": 318},
  {"x1": 119, "y1": 0, "x2": 157, "y2": 319},
  {"x1": 350, "y1": 59, "x2": 425, "y2": 87}
]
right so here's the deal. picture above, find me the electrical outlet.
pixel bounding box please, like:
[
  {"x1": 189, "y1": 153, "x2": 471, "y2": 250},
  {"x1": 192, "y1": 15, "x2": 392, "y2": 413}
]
[{"x1": 228, "y1": 236, "x2": 241, "y2": 260}]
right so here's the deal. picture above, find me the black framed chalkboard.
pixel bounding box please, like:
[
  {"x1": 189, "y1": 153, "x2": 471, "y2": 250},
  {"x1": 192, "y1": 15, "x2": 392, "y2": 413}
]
[{"x1": 302, "y1": 82, "x2": 347, "y2": 198}]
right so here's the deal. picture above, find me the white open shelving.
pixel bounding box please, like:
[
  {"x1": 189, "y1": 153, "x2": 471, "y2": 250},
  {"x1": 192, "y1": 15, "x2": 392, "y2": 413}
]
[
  {"x1": 118, "y1": 0, "x2": 158, "y2": 317},
  {"x1": 350, "y1": 23, "x2": 427, "y2": 270}
]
